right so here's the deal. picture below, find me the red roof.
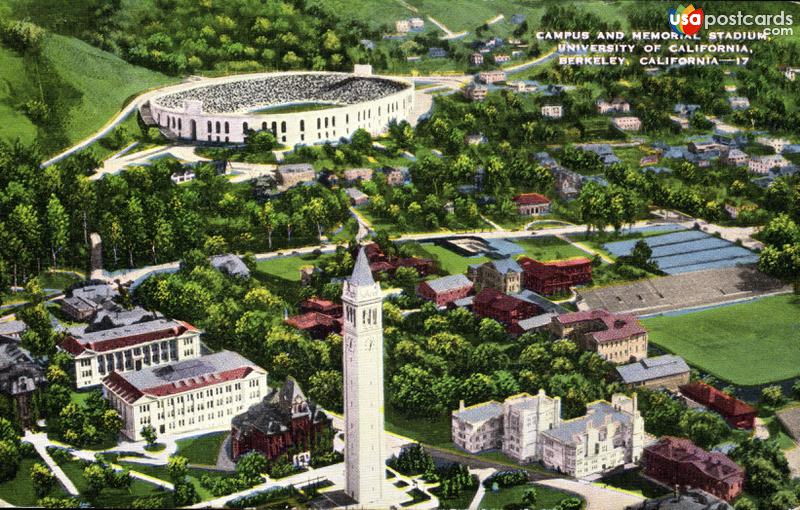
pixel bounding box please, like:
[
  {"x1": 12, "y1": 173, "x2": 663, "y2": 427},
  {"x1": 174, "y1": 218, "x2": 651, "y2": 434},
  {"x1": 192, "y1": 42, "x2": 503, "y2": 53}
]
[
  {"x1": 556, "y1": 309, "x2": 646, "y2": 343},
  {"x1": 104, "y1": 366, "x2": 254, "y2": 403},
  {"x1": 285, "y1": 312, "x2": 341, "y2": 330},
  {"x1": 519, "y1": 256, "x2": 591, "y2": 273},
  {"x1": 474, "y1": 288, "x2": 535, "y2": 313},
  {"x1": 513, "y1": 193, "x2": 551, "y2": 206},
  {"x1": 680, "y1": 382, "x2": 757, "y2": 418},
  {"x1": 59, "y1": 321, "x2": 196, "y2": 355},
  {"x1": 646, "y1": 436, "x2": 743, "y2": 482}
]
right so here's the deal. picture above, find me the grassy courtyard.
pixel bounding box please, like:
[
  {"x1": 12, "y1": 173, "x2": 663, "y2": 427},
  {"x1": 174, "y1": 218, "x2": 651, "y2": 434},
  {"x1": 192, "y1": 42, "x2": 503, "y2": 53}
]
[
  {"x1": 419, "y1": 243, "x2": 488, "y2": 275},
  {"x1": 642, "y1": 295, "x2": 800, "y2": 385},
  {"x1": 0, "y1": 452, "x2": 69, "y2": 506},
  {"x1": 256, "y1": 254, "x2": 323, "y2": 282},
  {"x1": 514, "y1": 236, "x2": 587, "y2": 262},
  {"x1": 60, "y1": 457, "x2": 172, "y2": 508},
  {"x1": 174, "y1": 431, "x2": 229, "y2": 466},
  {"x1": 478, "y1": 483, "x2": 582, "y2": 510}
]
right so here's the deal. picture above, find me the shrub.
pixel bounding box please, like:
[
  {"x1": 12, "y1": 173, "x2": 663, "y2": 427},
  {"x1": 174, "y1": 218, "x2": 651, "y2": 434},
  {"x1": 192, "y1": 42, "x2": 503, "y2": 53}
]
[
  {"x1": 761, "y1": 385, "x2": 785, "y2": 407},
  {"x1": 482, "y1": 470, "x2": 528, "y2": 488}
]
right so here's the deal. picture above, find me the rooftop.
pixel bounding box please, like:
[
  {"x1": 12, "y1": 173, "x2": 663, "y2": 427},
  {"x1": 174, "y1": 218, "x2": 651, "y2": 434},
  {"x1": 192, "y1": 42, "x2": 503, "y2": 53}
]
[
  {"x1": 542, "y1": 401, "x2": 633, "y2": 445},
  {"x1": 421, "y1": 274, "x2": 472, "y2": 294},
  {"x1": 453, "y1": 401, "x2": 503, "y2": 423},
  {"x1": 616, "y1": 355, "x2": 690, "y2": 384}
]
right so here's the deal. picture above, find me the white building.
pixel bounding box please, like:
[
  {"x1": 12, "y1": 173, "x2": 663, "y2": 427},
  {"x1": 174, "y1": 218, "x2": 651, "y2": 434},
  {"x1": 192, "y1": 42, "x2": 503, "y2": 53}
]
[
  {"x1": 103, "y1": 351, "x2": 268, "y2": 440},
  {"x1": 478, "y1": 70, "x2": 507, "y2": 84},
  {"x1": 541, "y1": 105, "x2": 563, "y2": 119},
  {"x1": 748, "y1": 154, "x2": 790, "y2": 175},
  {"x1": 611, "y1": 116, "x2": 641, "y2": 132},
  {"x1": 409, "y1": 17, "x2": 424, "y2": 30},
  {"x1": 343, "y1": 249, "x2": 386, "y2": 505},
  {"x1": 756, "y1": 136, "x2": 791, "y2": 154},
  {"x1": 395, "y1": 19, "x2": 410, "y2": 33},
  {"x1": 784, "y1": 67, "x2": 800, "y2": 81},
  {"x1": 452, "y1": 391, "x2": 642, "y2": 478},
  {"x1": 60, "y1": 319, "x2": 203, "y2": 389},
  {"x1": 728, "y1": 96, "x2": 750, "y2": 110},
  {"x1": 596, "y1": 99, "x2": 630, "y2": 114},
  {"x1": 540, "y1": 394, "x2": 644, "y2": 478}
]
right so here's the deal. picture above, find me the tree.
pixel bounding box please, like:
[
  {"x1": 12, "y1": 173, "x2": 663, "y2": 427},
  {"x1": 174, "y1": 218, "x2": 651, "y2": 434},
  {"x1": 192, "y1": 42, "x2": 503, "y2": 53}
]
[
  {"x1": 45, "y1": 195, "x2": 69, "y2": 268},
  {"x1": 174, "y1": 480, "x2": 199, "y2": 506},
  {"x1": 761, "y1": 385, "x2": 785, "y2": 407},
  {"x1": 350, "y1": 129, "x2": 372, "y2": 153},
  {"x1": 522, "y1": 487, "x2": 538, "y2": 507},
  {"x1": 0, "y1": 440, "x2": 20, "y2": 481},
  {"x1": 394, "y1": 266, "x2": 419, "y2": 295},
  {"x1": 236, "y1": 451, "x2": 268, "y2": 485},
  {"x1": 680, "y1": 411, "x2": 727, "y2": 449},
  {"x1": 123, "y1": 196, "x2": 146, "y2": 267},
  {"x1": 307, "y1": 370, "x2": 342, "y2": 412},
  {"x1": 31, "y1": 462, "x2": 56, "y2": 498},
  {"x1": 140, "y1": 425, "x2": 157, "y2": 447},
  {"x1": 167, "y1": 455, "x2": 189, "y2": 484},
  {"x1": 245, "y1": 130, "x2": 277, "y2": 153},
  {"x1": 83, "y1": 462, "x2": 108, "y2": 498},
  {"x1": 259, "y1": 202, "x2": 278, "y2": 249}
]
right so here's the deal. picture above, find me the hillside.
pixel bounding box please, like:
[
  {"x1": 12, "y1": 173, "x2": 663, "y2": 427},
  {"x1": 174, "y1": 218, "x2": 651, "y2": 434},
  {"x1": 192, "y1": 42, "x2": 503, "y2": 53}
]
[{"x1": 0, "y1": 33, "x2": 176, "y2": 155}]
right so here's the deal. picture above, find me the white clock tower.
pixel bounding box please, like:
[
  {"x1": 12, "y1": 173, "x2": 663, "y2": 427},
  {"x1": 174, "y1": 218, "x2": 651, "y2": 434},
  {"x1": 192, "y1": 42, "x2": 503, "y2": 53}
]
[{"x1": 342, "y1": 247, "x2": 385, "y2": 505}]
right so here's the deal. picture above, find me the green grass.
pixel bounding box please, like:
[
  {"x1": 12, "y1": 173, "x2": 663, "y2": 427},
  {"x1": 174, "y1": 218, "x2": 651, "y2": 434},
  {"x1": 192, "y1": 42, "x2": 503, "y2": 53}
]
[
  {"x1": 252, "y1": 102, "x2": 338, "y2": 114},
  {"x1": 514, "y1": 236, "x2": 587, "y2": 262},
  {"x1": 0, "y1": 33, "x2": 175, "y2": 156},
  {"x1": 0, "y1": 451, "x2": 69, "y2": 506},
  {"x1": 478, "y1": 483, "x2": 581, "y2": 510},
  {"x1": 385, "y1": 407, "x2": 453, "y2": 448},
  {"x1": 419, "y1": 243, "x2": 488, "y2": 275},
  {"x1": 60, "y1": 457, "x2": 172, "y2": 507},
  {"x1": 36, "y1": 269, "x2": 83, "y2": 290},
  {"x1": 642, "y1": 295, "x2": 800, "y2": 385},
  {"x1": 256, "y1": 254, "x2": 323, "y2": 282},
  {"x1": 437, "y1": 484, "x2": 479, "y2": 510},
  {"x1": 761, "y1": 410, "x2": 797, "y2": 450},
  {"x1": 597, "y1": 469, "x2": 669, "y2": 498},
  {"x1": 174, "y1": 431, "x2": 228, "y2": 466},
  {"x1": 118, "y1": 461, "x2": 237, "y2": 501}
]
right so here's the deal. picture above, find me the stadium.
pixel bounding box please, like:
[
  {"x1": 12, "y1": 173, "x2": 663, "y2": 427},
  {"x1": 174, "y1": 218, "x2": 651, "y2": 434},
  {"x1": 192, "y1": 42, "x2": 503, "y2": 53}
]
[{"x1": 141, "y1": 70, "x2": 415, "y2": 146}]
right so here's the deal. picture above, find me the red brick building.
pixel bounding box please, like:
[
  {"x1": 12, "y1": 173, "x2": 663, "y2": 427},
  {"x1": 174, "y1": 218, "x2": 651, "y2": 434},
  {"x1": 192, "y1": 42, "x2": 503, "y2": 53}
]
[
  {"x1": 361, "y1": 243, "x2": 436, "y2": 277},
  {"x1": 231, "y1": 378, "x2": 332, "y2": 461},
  {"x1": 473, "y1": 288, "x2": 539, "y2": 327},
  {"x1": 551, "y1": 309, "x2": 648, "y2": 364},
  {"x1": 417, "y1": 274, "x2": 474, "y2": 307},
  {"x1": 679, "y1": 382, "x2": 757, "y2": 429},
  {"x1": 512, "y1": 193, "x2": 551, "y2": 216},
  {"x1": 285, "y1": 312, "x2": 342, "y2": 340},
  {"x1": 518, "y1": 257, "x2": 593, "y2": 295},
  {"x1": 643, "y1": 437, "x2": 744, "y2": 502},
  {"x1": 299, "y1": 297, "x2": 342, "y2": 317}
]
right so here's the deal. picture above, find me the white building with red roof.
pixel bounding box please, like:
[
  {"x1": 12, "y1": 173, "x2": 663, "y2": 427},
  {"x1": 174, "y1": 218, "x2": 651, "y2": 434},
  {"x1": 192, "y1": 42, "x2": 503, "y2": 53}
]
[
  {"x1": 103, "y1": 350, "x2": 268, "y2": 440},
  {"x1": 550, "y1": 309, "x2": 648, "y2": 364},
  {"x1": 512, "y1": 193, "x2": 551, "y2": 216},
  {"x1": 60, "y1": 318, "x2": 203, "y2": 388}
]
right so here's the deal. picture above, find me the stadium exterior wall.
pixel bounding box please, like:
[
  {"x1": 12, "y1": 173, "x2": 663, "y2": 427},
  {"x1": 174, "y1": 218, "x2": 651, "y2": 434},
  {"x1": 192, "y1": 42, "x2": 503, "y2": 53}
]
[{"x1": 145, "y1": 71, "x2": 415, "y2": 146}]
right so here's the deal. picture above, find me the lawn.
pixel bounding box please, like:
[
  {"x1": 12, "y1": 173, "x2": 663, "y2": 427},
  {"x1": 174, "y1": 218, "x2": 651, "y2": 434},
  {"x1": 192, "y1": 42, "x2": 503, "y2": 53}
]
[
  {"x1": 175, "y1": 431, "x2": 229, "y2": 466},
  {"x1": 36, "y1": 269, "x2": 84, "y2": 290},
  {"x1": 0, "y1": 33, "x2": 176, "y2": 156},
  {"x1": 0, "y1": 451, "x2": 69, "y2": 506},
  {"x1": 419, "y1": 243, "x2": 488, "y2": 275},
  {"x1": 642, "y1": 295, "x2": 800, "y2": 385},
  {"x1": 256, "y1": 254, "x2": 324, "y2": 282},
  {"x1": 436, "y1": 484, "x2": 479, "y2": 510},
  {"x1": 478, "y1": 483, "x2": 581, "y2": 510},
  {"x1": 118, "y1": 461, "x2": 238, "y2": 501},
  {"x1": 514, "y1": 236, "x2": 587, "y2": 262},
  {"x1": 597, "y1": 469, "x2": 668, "y2": 498},
  {"x1": 60, "y1": 457, "x2": 172, "y2": 507}
]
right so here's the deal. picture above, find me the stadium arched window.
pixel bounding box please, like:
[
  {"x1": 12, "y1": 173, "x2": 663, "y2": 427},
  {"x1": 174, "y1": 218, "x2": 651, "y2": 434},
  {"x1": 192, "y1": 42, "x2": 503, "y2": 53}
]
[
  {"x1": 281, "y1": 121, "x2": 286, "y2": 132},
  {"x1": 300, "y1": 120, "x2": 305, "y2": 131},
  {"x1": 216, "y1": 121, "x2": 221, "y2": 133},
  {"x1": 324, "y1": 117, "x2": 329, "y2": 128},
  {"x1": 332, "y1": 117, "x2": 335, "y2": 127},
  {"x1": 262, "y1": 121, "x2": 267, "y2": 131},
  {"x1": 271, "y1": 121, "x2": 277, "y2": 135},
  {"x1": 317, "y1": 118, "x2": 321, "y2": 129},
  {"x1": 224, "y1": 122, "x2": 229, "y2": 134},
  {"x1": 207, "y1": 121, "x2": 212, "y2": 132},
  {"x1": 178, "y1": 118, "x2": 182, "y2": 130},
  {"x1": 346, "y1": 114, "x2": 349, "y2": 124},
  {"x1": 243, "y1": 122, "x2": 248, "y2": 133}
]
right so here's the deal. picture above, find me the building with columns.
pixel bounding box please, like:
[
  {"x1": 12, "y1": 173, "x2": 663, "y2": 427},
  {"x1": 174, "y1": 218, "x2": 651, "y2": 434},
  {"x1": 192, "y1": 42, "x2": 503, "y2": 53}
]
[
  {"x1": 103, "y1": 350, "x2": 268, "y2": 440},
  {"x1": 342, "y1": 248, "x2": 387, "y2": 505},
  {"x1": 60, "y1": 318, "x2": 203, "y2": 389}
]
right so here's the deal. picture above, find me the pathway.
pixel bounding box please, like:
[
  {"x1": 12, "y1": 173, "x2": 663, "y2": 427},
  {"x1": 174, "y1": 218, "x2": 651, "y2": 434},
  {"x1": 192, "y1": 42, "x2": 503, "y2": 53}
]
[
  {"x1": 485, "y1": 14, "x2": 504, "y2": 25},
  {"x1": 556, "y1": 234, "x2": 614, "y2": 263},
  {"x1": 467, "y1": 468, "x2": 495, "y2": 510},
  {"x1": 536, "y1": 479, "x2": 644, "y2": 510},
  {"x1": 349, "y1": 207, "x2": 373, "y2": 241},
  {"x1": 753, "y1": 417, "x2": 770, "y2": 440},
  {"x1": 24, "y1": 432, "x2": 80, "y2": 496},
  {"x1": 480, "y1": 214, "x2": 503, "y2": 232},
  {"x1": 426, "y1": 16, "x2": 468, "y2": 40},
  {"x1": 784, "y1": 442, "x2": 800, "y2": 478}
]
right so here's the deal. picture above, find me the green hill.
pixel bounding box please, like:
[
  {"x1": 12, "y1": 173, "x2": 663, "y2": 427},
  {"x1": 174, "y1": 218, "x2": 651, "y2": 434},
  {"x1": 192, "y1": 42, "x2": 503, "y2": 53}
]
[{"x1": 0, "y1": 33, "x2": 176, "y2": 155}]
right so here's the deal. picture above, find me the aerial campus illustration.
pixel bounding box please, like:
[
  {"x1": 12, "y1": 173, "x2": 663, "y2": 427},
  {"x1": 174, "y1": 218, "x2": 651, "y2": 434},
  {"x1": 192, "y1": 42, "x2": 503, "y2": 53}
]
[{"x1": 0, "y1": 1, "x2": 799, "y2": 509}]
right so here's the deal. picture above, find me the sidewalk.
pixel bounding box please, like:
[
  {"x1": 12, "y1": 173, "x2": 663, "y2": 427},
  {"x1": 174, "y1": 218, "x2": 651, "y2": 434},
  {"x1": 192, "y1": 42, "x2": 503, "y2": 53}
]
[{"x1": 24, "y1": 432, "x2": 80, "y2": 496}]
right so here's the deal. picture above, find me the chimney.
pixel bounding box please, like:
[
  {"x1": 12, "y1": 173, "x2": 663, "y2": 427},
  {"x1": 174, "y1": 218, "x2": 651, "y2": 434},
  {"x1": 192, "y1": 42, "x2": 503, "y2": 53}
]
[{"x1": 459, "y1": 400, "x2": 465, "y2": 411}]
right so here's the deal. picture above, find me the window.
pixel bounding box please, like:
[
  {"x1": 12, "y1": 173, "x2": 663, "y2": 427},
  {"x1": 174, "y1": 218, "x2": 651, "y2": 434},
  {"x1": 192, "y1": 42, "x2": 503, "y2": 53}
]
[
  {"x1": 300, "y1": 119, "x2": 305, "y2": 131},
  {"x1": 243, "y1": 122, "x2": 248, "y2": 132},
  {"x1": 224, "y1": 122, "x2": 229, "y2": 134},
  {"x1": 207, "y1": 121, "x2": 212, "y2": 132},
  {"x1": 281, "y1": 121, "x2": 286, "y2": 132}
]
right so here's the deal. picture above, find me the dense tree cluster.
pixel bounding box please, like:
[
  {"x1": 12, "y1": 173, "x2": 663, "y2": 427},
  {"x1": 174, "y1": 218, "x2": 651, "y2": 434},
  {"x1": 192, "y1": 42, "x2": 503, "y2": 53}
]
[{"x1": 758, "y1": 214, "x2": 800, "y2": 281}]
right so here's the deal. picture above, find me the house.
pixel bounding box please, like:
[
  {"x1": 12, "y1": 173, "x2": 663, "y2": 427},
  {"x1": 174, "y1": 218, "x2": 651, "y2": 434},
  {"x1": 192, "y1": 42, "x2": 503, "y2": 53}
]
[
  {"x1": 103, "y1": 351, "x2": 268, "y2": 440},
  {"x1": 380, "y1": 166, "x2": 410, "y2": 186},
  {"x1": 596, "y1": 98, "x2": 630, "y2": 114},
  {"x1": 552, "y1": 166, "x2": 582, "y2": 200},
  {"x1": 231, "y1": 378, "x2": 332, "y2": 462},
  {"x1": 0, "y1": 336, "x2": 45, "y2": 427},
  {"x1": 343, "y1": 167, "x2": 373, "y2": 183},
  {"x1": 551, "y1": 309, "x2": 648, "y2": 364},
  {"x1": 674, "y1": 103, "x2": 701, "y2": 117},
  {"x1": 534, "y1": 152, "x2": 559, "y2": 169},
  {"x1": 171, "y1": 169, "x2": 196, "y2": 184},
  {"x1": 679, "y1": 382, "x2": 757, "y2": 429},
  {"x1": 299, "y1": 297, "x2": 342, "y2": 317},
  {"x1": 688, "y1": 138, "x2": 722, "y2": 156},
  {"x1": 61, "y1": 283, "x2": 120, "y2": 322},
  {"x1": 625, "y1": 488, "x2": 733, "y2": 510},
  {"x1": 417, "y1": 274, "x2": 473, "y2": 307},
  {"x1": 428, "y1": 47, "x2": 448, "y2": 58},
  {"x1": 464, "y1": 82, "x2": 488, "y2": 101},
  {"x1": 755, "y1": 136, "x2": 790, "y2": 154},
  {"x1": 472, "y1": 258, "x2": 523, "y2": 294},
  {"x1": 748, "y1": 154, "x2": 790, "y2": 175},
  {"x1": 395, "y1": 19, "x2": 410, "y2": 33},
  {"x1": 465, "y1": 133, "x2": 487, "y2": 145},
  {"x1": 519, "y1": 257, "x2": 592, "y2": 295},
  {"x1": 211, "y1": 254, "x2": 251, "y2": 279},
  {"x1": 507, "y1": 80, "x2": 536, "y2": 93},
  {"x1": 611, "y1": 116, "x2": 641, "y2": 132},
  {"x1": 670, "y1": 115, "x2": 690, "y2": 130},
  {"x1": 643, "y1": 437, "x2": 744, "y2": 501},
  {"x1": 616, "y1": 355, "x2": 690, "y2": 391},
  {"x1": 512, "y1": 193, "x2": 551, "y2": 216},
  {"x1": 470, "y1": 52, "x2": 484, "y2": 65},
  {"x1": 579, "y1": 143, "x2": 621, "y2": 166},
  {"x1": 640, "y1": 155, "x2": 659, "y2": 166},
  {"x1": 285, "y1": 312, "x2": 342, "y2": 340},
  {"x1": 727, "y1": 97, "x2": 750, "y2": 110},
  {"x1": 540, "y1": 394, "x2": 644, "y2": 478},
  {"x1": 478, "y1": 70, "x2": 506, "y2": 84},
  {"x1": 720, "y1": 148, "x2": 748, "y2": 167},
  {"x1": 541, "y1": 105, "x2": 563, "y2": 119},
  {"x1": 359, "y1": 39, "x2": 375, "y2": 51},
  {"x1": 783, "y1": 66, "x2": 800, "y2": 81},
  {"x1": 409, "y1": 17, "x2": 424, "y2": 30},
  {"x1": 473, "y1": 288, "x2": 540, "y2": 327},
  {"x1": 60, "y1": 318, "x2": 203, "y2": 389},
  {"x1": 451, "y1": 400, "x2": 504, "y2": 453},
  {"x1": 345, "y1": 187, "x2": 369, "y2": 206},
  {"x1": 276, "y1": 163, "x2": 315, "y2": 188},
  {"x1": 361, "y1": 242, "x2": 435, "y2": 278},
  {"x1": 493, "y1": 54, "x2": 511, "y2": 64},
  {"x1": 0, "y1": 321, "x2": 26, "y2": 340}
]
